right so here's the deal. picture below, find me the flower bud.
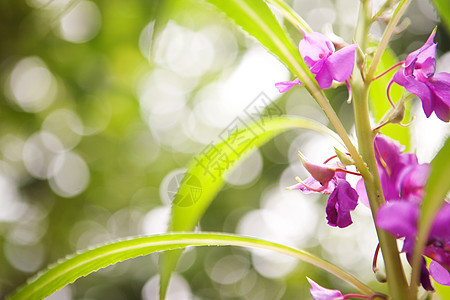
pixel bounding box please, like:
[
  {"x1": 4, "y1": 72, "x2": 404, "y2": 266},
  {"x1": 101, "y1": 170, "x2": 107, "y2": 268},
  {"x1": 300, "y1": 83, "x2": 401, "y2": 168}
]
[
  {"x1": 298, "y1": 152, "x2": 336, "y2": 186},
  {"x1": 375, "y1": 270, "x2": 387, "y2": 283},
  {"x1": 389, "y1": 101, "x2": 405, "y2": 124},
  {"x1": 334, "y1": 147, "x2": 354, "y2": 166}
]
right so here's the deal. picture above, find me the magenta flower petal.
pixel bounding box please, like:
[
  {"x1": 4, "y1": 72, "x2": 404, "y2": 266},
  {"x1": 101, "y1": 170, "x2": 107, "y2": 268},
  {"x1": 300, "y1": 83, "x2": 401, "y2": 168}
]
[
  {"x1": 428, "y1": 72, "x2": 450, "y2": 122},
  {"x1": 356, "y1": 178, "x2": 370, "y2": 207},
  {"x1": 307, "y1": 277, "x2": 344, "y2": 300},
  {"x1": 376, "y1": 201, "x2": 419, "y2": 238},
  {"x1": 315, "y1": 66, "x2": 333, "y2": 89},
  {"x1": 429, "y1": 261, "x2": 450, "y2": 286},
  {"x1": 403, "y1": 76, "x2": 434, "y2": 117},
  {"x1": 275, "y1": 78, "x2": 302, "y2": 93},
  {"x1": 309, "y1": 58, "x2": 326, "y2": 74},
  {"x1": 326, "y1": 44, "x2": 357, "y2": 82},
  {"x1": 399, "y1": 163, "x2": 430, "y2": 204},
  {"x1": 299, "y1": 153, "x2": 336, "y2": 185},
  {"x1": 419, "y1": 257, "x2": 434, "y2": 291},
  {"x1": 374, "y1": 134, "x2": 404, "y2": 167},
  {"x1": 299, "y1": 32, "x2": 334, "y2": 66},
  {"x1": 326, "y1": 179, "x2": 358, "y2": 228},
  {"x1": 287, "y1": 176, "x2": 336, "y2": 194},
  {"x1": 430, "y1": 202, "x2": 450, "y2": 240},
  {"x1": 405, "y1": 30, "x2": 437, "y2": 69},
  {"x1": 413, "y1": 56, "x2": 436, "y2": 82}
]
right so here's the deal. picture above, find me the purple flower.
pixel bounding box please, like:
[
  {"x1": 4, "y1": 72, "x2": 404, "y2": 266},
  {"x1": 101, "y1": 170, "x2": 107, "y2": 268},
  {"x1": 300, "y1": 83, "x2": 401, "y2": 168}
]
[
  {"x1": 356, "y1": 134, "x2": 430, "y2": 206},
  {"x1": 326, "y1": 179, "x2": 359, "y2": 228},
  {"x1": 276, "y1": 32, "x2": 357, "y2": 93},
  {"x1": 389, "y1": 30, "x2": 450, "y2": 122},
  {"x1": 377, "y1": 201, "x2": 450, "y2": 289},
  {"x1": 287, "y1": 153, "x2": 359, "y2": 228},
  {"x1": 307, "y1": 277, "x2": 344, "y2": 300}
]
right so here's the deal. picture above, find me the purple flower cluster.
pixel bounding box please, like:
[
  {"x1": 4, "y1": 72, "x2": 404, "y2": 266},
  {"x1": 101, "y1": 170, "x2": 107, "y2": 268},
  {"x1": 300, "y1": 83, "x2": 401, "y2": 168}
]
[
  {"x1": 291, "y1": 134, "x2": 449, "y2": 291},
  {"x1": 357, "y1": 134, "x2": 449, "y2": 289},
  {"x1": 279, "y1": 29, "x2": 450, "y2": 296}
]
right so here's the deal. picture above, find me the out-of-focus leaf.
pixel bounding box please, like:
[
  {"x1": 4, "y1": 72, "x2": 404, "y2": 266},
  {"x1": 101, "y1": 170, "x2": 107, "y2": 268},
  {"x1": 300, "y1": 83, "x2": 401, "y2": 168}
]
[
  {"x1": 150, "y1": 0, "x2": 179, "y2": 63},
  {"x1": 204, "y1": 0, "x2": 316, "y2": 87},
  {"x1": 368, "y1": 46, "x2": 411, "y2": 150},
  {"x1": 265, "y1": 0, "x2": 312, "y2": 33},
  {"x1": 159, "y1": 116, "x2": 343, "y2": 299},
  {"x1": 410, "y1": 137, "x2": 450, "y2": 294},
  {"x1": 7, "y1": 232, "x2": 373, "y2": 300},
  {"x1": 420, "y1": 137, "x2": 450, "y2": 232},
  {"x1": 431, "y1": 0, "x2": 450, "y2": 34}
]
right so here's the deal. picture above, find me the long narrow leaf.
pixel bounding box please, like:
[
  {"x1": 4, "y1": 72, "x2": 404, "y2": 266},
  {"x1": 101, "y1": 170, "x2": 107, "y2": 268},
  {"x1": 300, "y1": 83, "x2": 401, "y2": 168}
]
[
  {"x1": 159, "y1": 116, "x2": 342, "y2": 298},
  {"x1": 410, "y1": 137, "x2": 450, "y2": 292},
  {"x1": 7, "y1": 232, "x2": 374, "y2": 300},
  {"x1": 431, "y1": 0, "x2": 450, "y2": 34},
  {"x1": 204, "y1": 0, "x2": 315, "y2": 86},
  {"x1": 265, "y1": 0, "x2": 312, "y2": 33}
]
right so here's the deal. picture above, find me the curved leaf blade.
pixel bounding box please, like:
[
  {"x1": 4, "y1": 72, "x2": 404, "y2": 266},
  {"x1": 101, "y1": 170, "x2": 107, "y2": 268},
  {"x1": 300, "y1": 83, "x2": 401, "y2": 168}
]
[
  {"x1": 159, "y1": 116, "x2": 343, "y2": 298},
  {"x1": 170, "y1": 116, "x2": 342, "y2": 232},
  {"x1": 410, "y1": 137, "x2": 450, "y2": 293},
  {"x1": 431, "y1": 0, "x2": 450, "y2": 34},
  {"x1": 265, "y1": 0, "x2": 312, "y2": 34},
  {"x1": 7, "y1": 232, "x2": 373, "y2": 300},
  {"x1": 204, "y1": 0, "x2": 316, "y2": 86}
]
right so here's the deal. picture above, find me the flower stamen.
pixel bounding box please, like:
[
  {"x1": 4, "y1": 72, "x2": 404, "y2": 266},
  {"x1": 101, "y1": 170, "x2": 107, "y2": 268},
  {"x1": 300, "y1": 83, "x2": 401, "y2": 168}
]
[{"x1": 294, "y1": 177, "x2": 328, "y2": 192}]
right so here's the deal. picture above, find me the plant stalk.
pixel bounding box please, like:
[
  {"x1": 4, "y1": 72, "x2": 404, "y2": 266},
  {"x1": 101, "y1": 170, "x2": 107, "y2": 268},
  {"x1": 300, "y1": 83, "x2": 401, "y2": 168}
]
[{"x1": 353, "y1": 1, "x2": 410, "y2": 299}]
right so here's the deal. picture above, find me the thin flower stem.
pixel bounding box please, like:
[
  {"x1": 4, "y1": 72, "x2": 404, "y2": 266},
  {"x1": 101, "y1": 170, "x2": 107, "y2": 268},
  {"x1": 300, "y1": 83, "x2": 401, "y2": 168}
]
[
  {"x1": 386, "y1": 80, "x2": 396, "y2": 108},
  {"x1": 294, "y1": 177, "x2": 327, "y2": 192},
  {"x1": 372, "y1": 0, "x2": 395, "y2": 21},
  {"x1": 346, "y1": 80, "x2": 353, "y2": 103},
  {"x1": 372, "y1": 61, "x2": 404, "y2": 81},
  {"x1": 335, "y1": 169, "x2": 362, "y2": 176},
  {"x1": 372, "y1": 243, "x2": 381, "y2": 273},
  {"x1": 372, "y1": 120, "x2": 390, "y2": 132},
  {"x1": 323, "y1": 155, "x2": 338, "y2": 164},
  {"x1": 366, "y1": 0, "x2": 412, "y2": 83},
  {"x1": 353, "y1": 73, "x2": 409, "y2": 300},
  {"x1": 343, "y1": 294, "x2": 368, "y2": 299}
]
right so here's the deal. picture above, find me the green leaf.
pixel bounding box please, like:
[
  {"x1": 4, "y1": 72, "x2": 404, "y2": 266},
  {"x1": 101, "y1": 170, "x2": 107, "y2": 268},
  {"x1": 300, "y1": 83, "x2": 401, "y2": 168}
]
[
  {"x1": 421, "y1": 137, "x2": 450, "y2": 229},
  {"x1": 204, "y1": 0, "x2": 316, "y2": 86},
  {"x1": 150, "y1": 0, "x2": 179, "y2": 63},
  {"x1": 7, "y1": 232, "x2": 373, "y2": 300},
  {"x1": 265, "y1": 0, "x2": 312, "y2": 34},
  {"x1": 159, "y1": 116, "x2": 343, "y2": 298},
  {"x1": 368, "y1": 46, "x2": 411, "y2": 150},
  {"x1": 410, "y1": 137, "x2": 450, "y2": 294},
  {"x1": 431, "y1": 0, "x2": 450, "y2": 34}
]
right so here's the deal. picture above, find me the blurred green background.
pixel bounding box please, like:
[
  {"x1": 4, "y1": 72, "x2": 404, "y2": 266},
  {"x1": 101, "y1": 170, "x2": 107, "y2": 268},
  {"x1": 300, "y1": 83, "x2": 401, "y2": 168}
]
[{"x1": 0, "y1": 0, "x2": 449, "y2": 299}]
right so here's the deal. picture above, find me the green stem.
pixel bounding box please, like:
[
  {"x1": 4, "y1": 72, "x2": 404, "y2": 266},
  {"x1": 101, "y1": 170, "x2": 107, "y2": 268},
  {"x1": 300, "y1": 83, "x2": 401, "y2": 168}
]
[
  {"x1": 354, "y1": 1, "x2": 410, "y2": 299},
  {"x1": 366, "y1": 0, "x2": 412, "y2": 82},
  {"x1": 353, "y1": 78, "x2": 409, "y2": 300},
  {"x1": 305, "y1": 85, "x2": 369, "y2": 178}
]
